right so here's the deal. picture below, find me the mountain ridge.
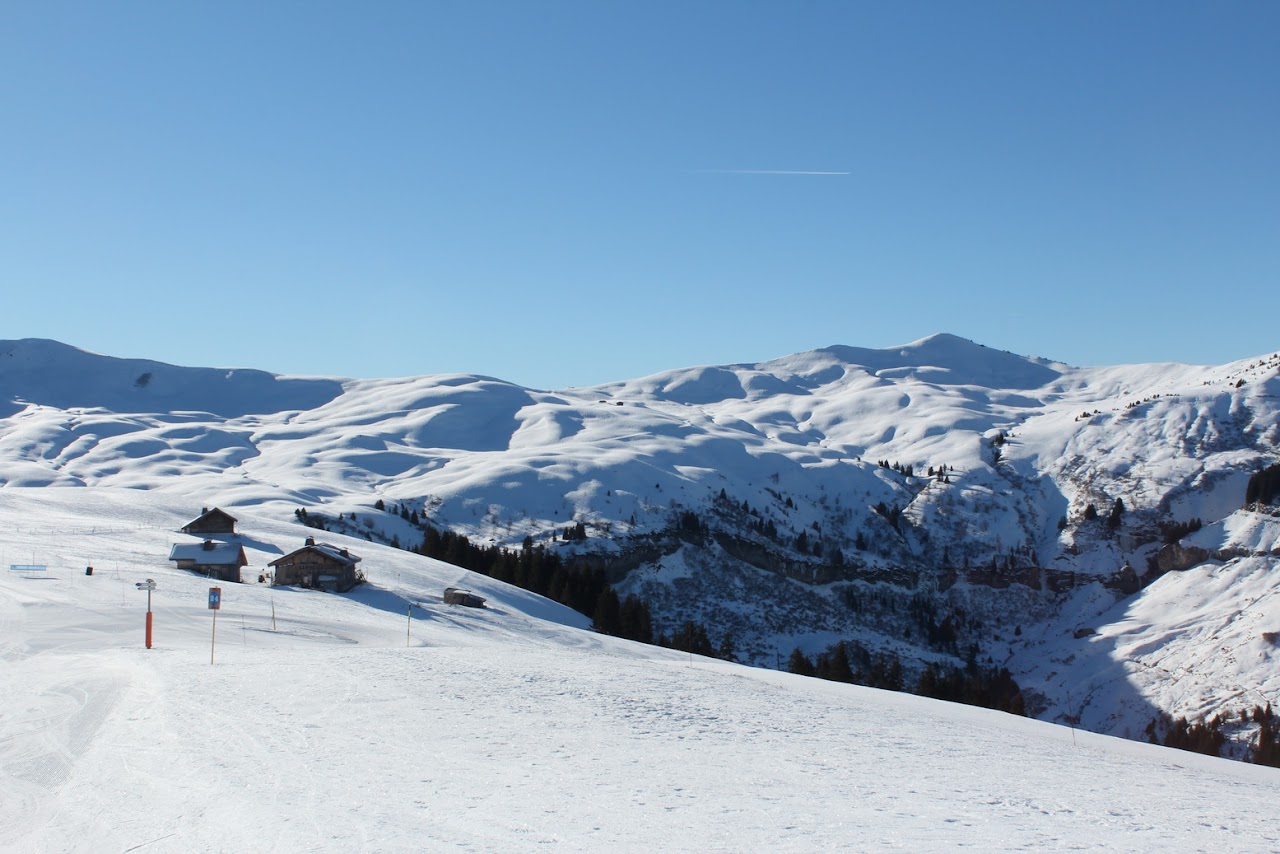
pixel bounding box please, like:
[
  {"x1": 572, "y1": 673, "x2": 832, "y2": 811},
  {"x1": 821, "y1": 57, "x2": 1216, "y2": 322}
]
[{"x1": 1, "y1": 334, "x2": 1278, "y2": 750}]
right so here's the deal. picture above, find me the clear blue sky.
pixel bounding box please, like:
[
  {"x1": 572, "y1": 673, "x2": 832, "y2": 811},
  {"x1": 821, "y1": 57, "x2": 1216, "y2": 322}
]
[{"x1": 3, "y1": 2, "x2": 1276, "y2": 388}]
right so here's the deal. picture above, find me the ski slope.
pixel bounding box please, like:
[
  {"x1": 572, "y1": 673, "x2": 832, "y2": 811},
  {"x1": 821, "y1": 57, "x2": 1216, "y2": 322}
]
[{"x1": 2, "y1": 491, "x2": 1277, "y2": 853}]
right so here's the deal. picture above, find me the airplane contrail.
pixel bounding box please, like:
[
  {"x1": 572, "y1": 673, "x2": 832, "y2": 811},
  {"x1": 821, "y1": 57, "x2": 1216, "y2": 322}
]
[{"x1": 700, "y1": 169, "x2": 851, "y2": 175}]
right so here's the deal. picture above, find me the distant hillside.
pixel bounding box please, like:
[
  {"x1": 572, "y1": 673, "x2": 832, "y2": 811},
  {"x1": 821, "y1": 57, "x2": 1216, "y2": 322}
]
[{"x1": 1, "y1": 334, "x2": 1278, "y2": 753}]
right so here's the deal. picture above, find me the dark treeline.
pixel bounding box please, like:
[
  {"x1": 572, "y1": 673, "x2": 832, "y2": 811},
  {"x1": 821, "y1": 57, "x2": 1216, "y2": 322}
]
[
  {"x1": 788, "y1": 639, "x2": 1027, "y2": 716},
  {"x1": 1245, "y1": 463, "x2": 1280, "y2": 510},
  {"x1": 411, "y1": 524, "x2": 735, "y2": 660},
  {"x1": 304, "y1": 502, "x2": 741, "y2": 661},
  {"x1": 413, "y1": 526, "x2": 644, "y2": 638},
  {"x1": 916, "y1": 661, "x2": 1026, "y2": 715},
  {"x1": 1160, "y1": 517, "x2": 1203, "y2": 544},
  {"x1": 1145, "y1": 704, "x2": 1280, "y2": 767}
]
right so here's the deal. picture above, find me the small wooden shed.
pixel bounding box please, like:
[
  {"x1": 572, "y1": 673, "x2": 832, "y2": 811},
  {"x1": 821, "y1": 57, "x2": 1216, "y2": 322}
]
[
  {"x1": 181, "y1": 507, "x2": 238, "y2": 535},
  {"x1": 269, "y1": 537, "x2": 362, "y2": 592},
  {"x1": 169, "y1": 540, "x2": 248, "y2": 583},
  {"x1": 443, "y1": 587, "x2": 486, "y2": 608}
]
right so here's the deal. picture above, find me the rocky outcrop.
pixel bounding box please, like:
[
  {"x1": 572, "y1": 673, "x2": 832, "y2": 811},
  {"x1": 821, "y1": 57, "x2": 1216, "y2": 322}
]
[
  {"x1": 1103, "y1": 563, "x2": 1142, "y2": 595},
  {"x1": 1156, "y1": 543, "x2": 1211, "y2": 573}
]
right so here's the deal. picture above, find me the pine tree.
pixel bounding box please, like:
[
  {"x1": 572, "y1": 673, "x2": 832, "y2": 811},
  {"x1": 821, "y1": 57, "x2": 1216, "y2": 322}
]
[
  {"x1": 1107, "y1": 497, "x2": 1125, "y2": 531},
  {"x1": 592, "y1": 587, "x2": 621, "y2": 635},
  {"x1": 619, "y1": 595, "x2": 653, "y2": 644},
  {"x1": 819, "y1": 642, "x2": 855, "y2": 683},
  {"x1": 788, "y1": 648, "x2": 815, "y2": 676},
  {"x1": 717, "y1": 631, "x2": 738, "y2": 663}
]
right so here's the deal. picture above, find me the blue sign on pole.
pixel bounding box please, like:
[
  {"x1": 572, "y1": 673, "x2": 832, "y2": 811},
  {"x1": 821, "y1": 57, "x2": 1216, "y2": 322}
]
[{"x1": 208, "y1": 587, "x2": 221, "y2": 610}]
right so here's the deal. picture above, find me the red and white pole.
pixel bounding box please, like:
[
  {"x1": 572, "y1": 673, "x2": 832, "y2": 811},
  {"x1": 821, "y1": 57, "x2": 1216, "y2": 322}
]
[{"x1": 136, "y1": 579, "x2": 157, "y2": 649}]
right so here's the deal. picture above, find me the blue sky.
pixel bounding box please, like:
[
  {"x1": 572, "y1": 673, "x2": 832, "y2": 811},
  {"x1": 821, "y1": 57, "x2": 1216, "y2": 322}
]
[{"x1": 2, "y1": 2, "x2": 1276, "y2": 388}]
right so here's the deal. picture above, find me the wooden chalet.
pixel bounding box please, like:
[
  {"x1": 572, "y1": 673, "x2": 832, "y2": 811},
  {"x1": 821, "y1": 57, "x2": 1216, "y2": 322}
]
[
  {"x1": 269, "y1": 537, "x2": 362, "y2": 592},
  {"x1": 181, "y1": 507, "x2": 238, "y2": 535},
  {"x1": 443, "y1": 587, "x2": 486, "y2": 608},
  {"x1": 169, "y1": 540, "x2": 248, "y2": 583}
]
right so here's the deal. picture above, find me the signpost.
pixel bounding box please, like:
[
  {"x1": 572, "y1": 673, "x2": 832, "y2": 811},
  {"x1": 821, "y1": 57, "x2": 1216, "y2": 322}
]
[
  {"x1": 10, "y1": 564, "x2": 48, "y2": 576},
  {"x1": 135, "y1": 579, "x2": 157, "y2": 649},
  {"x1": 407, "y1": 602, "x2": 428, "y2": 647},
  {"x1": 208, "y1": 587, "x2": 221, "y2": 664}
]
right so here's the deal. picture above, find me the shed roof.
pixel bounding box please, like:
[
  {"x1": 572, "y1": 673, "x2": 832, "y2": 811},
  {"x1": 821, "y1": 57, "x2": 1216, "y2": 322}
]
[
  {"x1": 169, "y1": 542, "x2": 246, "y2": 565},
  {"x1": 181, "y1": 507, "x2": 238, "y2": 528}
]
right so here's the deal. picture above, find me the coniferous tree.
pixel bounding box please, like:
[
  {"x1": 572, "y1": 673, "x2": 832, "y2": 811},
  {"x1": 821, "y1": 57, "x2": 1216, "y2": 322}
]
[
  {"x1": 667, "y1": 620, "x2": 715, "y2": 656},
  {"x1": 1245, "y1": 464, "x2": 1280, "y2": 509},
  {"x1": 592, "y1": 588, "x2": 621, "y2": 635},
  {"x1": 818, "y1": 642, "x2": 855, "y2": 683},
  {"x1": 717, "y1": 631, "x2": 738, "y2": 663},
  {"x1": 788, "y1": 648, "x2": 815, "y2": 676},
  {"x1": 1253, "y1": 706, "x2": 1280, "y2": 767},
  {"x1": 1107, "y1": 497, "x2": 1125, "y2": 531},
  {"x1": 618, "y1": 595, "x2": 653, "y2": 644}
]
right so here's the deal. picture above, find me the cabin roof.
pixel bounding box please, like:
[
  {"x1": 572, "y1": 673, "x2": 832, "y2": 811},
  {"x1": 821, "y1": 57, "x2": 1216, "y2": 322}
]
[
  {"x1": 181, "y1": 507, "x2": 238, "y2": 530},
  {"x1": 190, "y1": 506, "x2": 237, "y2": 522},
  {"x1": 169, "y1": 542, "x2": 246, "y2": 565},
  {"x1": 268, "y1": 543, "x2": 361, "y2": 567}
]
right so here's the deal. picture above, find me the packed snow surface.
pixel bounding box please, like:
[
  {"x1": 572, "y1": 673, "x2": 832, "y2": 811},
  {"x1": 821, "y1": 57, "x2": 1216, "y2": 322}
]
[{"x1": 2, "y1": 492, "x2": 1278, "y2": 853}]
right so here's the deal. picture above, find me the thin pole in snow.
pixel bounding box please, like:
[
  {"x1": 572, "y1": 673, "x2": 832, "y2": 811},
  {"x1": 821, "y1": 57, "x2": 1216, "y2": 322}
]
[
  {"x1": 1066, "y1": 689, "x2": 1077, "y2": 747},
  {"x1": 209, "y1": 587, "x2": 221, "y2": 664}
]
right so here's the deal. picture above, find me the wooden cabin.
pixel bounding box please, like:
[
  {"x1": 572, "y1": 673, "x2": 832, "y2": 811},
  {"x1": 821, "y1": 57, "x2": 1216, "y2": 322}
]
[
  {"x1": 443, "y1": 587, "x2": 486, "y2": 608},
  {"x1": 269, "y1": 537, "x2": 362, "y2": 592},
  {"x1": 181, "y1": 507, "x2": 238, "y2": 535},
  {"x1": 169, "y1": 540, "x2": 248, "y2": 583}
]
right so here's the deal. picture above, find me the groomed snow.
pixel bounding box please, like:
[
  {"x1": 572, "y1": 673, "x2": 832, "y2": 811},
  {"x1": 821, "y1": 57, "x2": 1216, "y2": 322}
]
[{"x1": 2, "y1": 491, "x2": 1278, "y2": 853}]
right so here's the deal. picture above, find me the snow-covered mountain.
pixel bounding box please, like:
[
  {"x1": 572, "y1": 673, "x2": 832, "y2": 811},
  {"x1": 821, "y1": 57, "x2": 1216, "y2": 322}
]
[{"x1": 2, "y1": 335, "x2": 1278, "y2": 748}]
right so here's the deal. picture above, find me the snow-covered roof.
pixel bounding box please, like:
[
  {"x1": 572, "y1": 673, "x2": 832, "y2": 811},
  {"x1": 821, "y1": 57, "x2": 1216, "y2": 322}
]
[
  {"x1": 310, "y1": 543, "x2": 360, "y2": 565},
  {"x1": 270, "y1": 542, "x2": 361, "y2": 566},
  {"x1": 187, "y1": 506, "x2": 238, "y2": 525},
  {"x1": 169, "y1": 541, "x2": 245, "y2": 565}
]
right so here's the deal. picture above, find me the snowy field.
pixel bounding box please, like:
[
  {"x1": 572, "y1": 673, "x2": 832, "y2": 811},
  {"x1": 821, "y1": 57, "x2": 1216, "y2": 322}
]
[{"x1": 2, "y1": 490, "x2": 1278, "y2": 853}]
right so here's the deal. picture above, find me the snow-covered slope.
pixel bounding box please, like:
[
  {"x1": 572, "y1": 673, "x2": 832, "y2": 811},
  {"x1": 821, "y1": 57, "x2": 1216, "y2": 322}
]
[
  {"x1": 1, "y1": 335, "x2": 1278, "y2": 746},
  {"x1": 2, "y1": 492, "x2": 1277, "y2": 853}
]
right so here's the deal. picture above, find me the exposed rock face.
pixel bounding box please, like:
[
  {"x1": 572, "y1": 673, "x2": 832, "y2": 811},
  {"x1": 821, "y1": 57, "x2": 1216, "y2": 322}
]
[
  {"x1": 1156, "y1": 543, "x2": 1211, "y2": 573},
  {"x1": 1104, "y1": 563, "x2": 1142, "y2": 595}
]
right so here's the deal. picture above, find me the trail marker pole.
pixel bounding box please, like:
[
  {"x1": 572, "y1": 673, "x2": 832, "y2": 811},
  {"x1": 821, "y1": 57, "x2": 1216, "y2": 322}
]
[
  {"x1": 271, "y1": 598, "x2": 277, "y2": 632},
  {"x1": 135, "y1": 579, "x2": 157, "y2": 649},
  {"x1": 208, "y1": 587, "x2": 222, "y2": 664},
  {"x1": 407, "y1": 603, "x2": 413, "y2": 646},
  {"x1": 1066, "y1": 689, "x2": 1078, "y2": 748}
]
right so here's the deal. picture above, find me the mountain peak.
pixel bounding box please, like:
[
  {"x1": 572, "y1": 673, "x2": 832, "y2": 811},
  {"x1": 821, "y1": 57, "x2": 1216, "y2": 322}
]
[{"x1": 802, "y1": 334, "x2": 1061, "y2": 390}]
